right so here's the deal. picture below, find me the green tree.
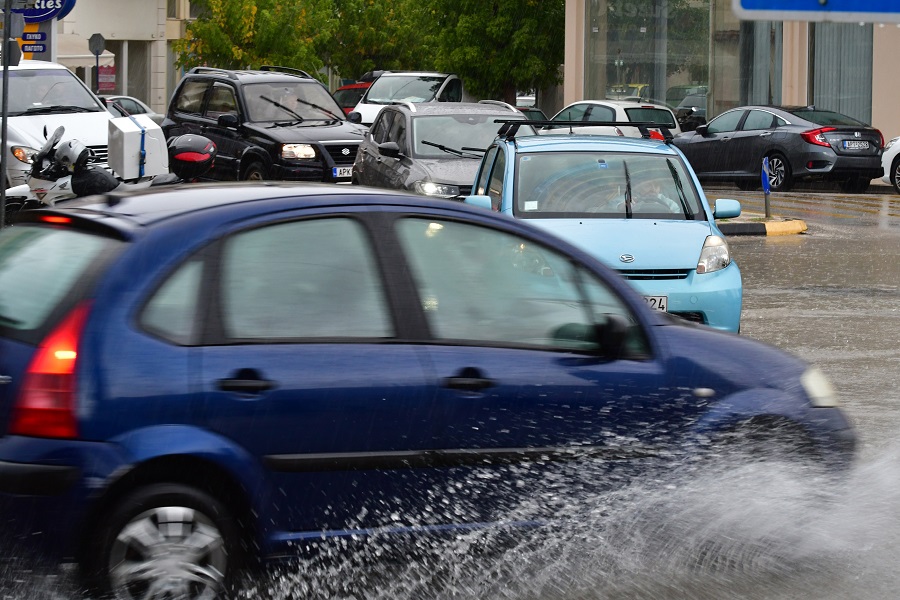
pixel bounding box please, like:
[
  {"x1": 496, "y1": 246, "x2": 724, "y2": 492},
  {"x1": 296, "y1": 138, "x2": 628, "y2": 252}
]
[
  {"x1": 173, "y1": 0, "x2": 336, "y2": 77},
  {"x1": 430, "y1": 0, "x2": 565, "y2": 103},
  {"x1": 323, "y1": 0, "x2": 437, "y2": 81}
]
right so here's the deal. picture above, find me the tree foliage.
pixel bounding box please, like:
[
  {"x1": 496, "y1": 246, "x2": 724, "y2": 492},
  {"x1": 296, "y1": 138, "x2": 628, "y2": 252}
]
[
  {"x1": 173, "y1": 0, "x2": 336, "y2": 77},
  {"x1": 429, "y1": 0, "x2": 565, "y2": 103}
]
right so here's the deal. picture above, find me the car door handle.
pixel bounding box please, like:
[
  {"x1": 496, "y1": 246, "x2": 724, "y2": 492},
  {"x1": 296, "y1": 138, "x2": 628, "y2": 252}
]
[
  {"x1": 217, "y1": 368, "x2": 276, "y2": 394},
  {"x1": 441, "y1": 367, "x2": 495, "y2": 392},
  {"x1": 759, "y1": 132, "x2": 772, "y2": 137}
]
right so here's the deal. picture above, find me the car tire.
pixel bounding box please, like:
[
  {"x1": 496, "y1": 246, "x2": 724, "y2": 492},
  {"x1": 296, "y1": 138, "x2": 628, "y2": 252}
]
[
  {"x1": 891, "y1": 156, "x2": 900, "y2": 194},
  {"x1": 838, "y1": 176, "x2": 870, "y2": 194},
  {"x1": 82, "y1": 483, "x2": 244, "y2": 600},
  {"x1": 766, "y1": 153, "x2": 793, "y2": 192},
  {"x1": 735, "y1": 179, "x2": 759, "y2": 191},
  {"x1": 241, "y1": 161, "x2": 266, "y2": 181}
]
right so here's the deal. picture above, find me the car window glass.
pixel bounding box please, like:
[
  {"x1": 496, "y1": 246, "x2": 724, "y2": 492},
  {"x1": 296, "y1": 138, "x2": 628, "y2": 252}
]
[
  {"x1": 395, "y1": 218, "x2": 643, "y2": 354},
  {"x1": 366, "y1": 75, "x2": 445, "y2": 103},
  {"x1": 220, "y1": 218, "x2": 392, "y2": 339},
  {"x1": 0, "y1": 226, "x2": 117, "y2": 332},
  {"x1": 243, "y1": 82, "x2": 344, "y2": 122},
  {"x1": 487, "y1": 148, "x2": 507, "y2": 210},
  {"x1": 205, "y1": 84, "x2": 238, "y2": 119},
  {"x1": 742, "y1": 110, "x2": 774, "y2": 131},
  {"x1": 586, "y1": 105, "x2": 616, "y2": 122},
  {"x1": 439, "y1": 79, "x2": 462, "y2": 102},
  {"x1": 476, "y1": 146, "x2": 500, "y2": 195},
  {"x1": 553, "y1": 103, "x2": 590, "y2": 121},
  {"x1": 174, "y1": 80, "x2": 209, "y2": 115},
  {"x1": 140, "y1": 259, "x2": 202, "y2": 345},
  {"x1": 706, "y1": 110, "x2": 744, "y2": 134},
  {"x1": 624, "y1": 107, "x2": 677, "y2": 128},
  {"x1": 388, "y1": 113, "x2": 408, "y2": 153},
  {"x1": 371, "y1": 110, "x2": 395, "y2": 144}
]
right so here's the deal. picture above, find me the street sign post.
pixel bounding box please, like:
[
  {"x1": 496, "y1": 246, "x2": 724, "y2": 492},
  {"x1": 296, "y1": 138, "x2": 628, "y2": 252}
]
[
  {"x1": 761, "y1": 157, "x2": 771, "y2": 219},
  {"x1": 88, "y1": 33, "x2": 105, "y2": 93},
  {"x1": 733, "y1": 0, "x2": 900, "y2": 23}
]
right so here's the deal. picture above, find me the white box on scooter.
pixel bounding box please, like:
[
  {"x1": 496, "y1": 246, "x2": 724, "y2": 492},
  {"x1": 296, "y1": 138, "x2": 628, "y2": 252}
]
[{"x1": 108, "y1": 115, "x2": 169, "y2": 180}]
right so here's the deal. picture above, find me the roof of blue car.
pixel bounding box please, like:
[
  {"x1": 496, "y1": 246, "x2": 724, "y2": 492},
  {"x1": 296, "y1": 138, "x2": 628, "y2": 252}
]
[{"x1": 507, "y1": 133, "x2": 680, "y2": 155}]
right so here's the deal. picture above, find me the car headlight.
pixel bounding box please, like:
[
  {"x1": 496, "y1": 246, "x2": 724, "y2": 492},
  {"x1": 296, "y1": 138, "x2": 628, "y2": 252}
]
[
  {"x1": 413, "y1": 181, "x2": 461, "y2": 198},
  {"x1": 11, "y1": 146, "x2": 38, "y2": 164},
  {"x1": 281, "y1": 144, "x2": 316, "y2": 160},
  {"x1": 801, "y1": 367, "x2": 838, "y2": 407},
  {"x1": 696, "y1": 235, "x2": 731, "y2": 274}
]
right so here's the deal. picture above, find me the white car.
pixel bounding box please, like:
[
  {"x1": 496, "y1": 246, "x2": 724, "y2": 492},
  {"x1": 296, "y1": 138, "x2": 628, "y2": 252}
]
[
  {"x1": 350, "y1": 71, "x2": 464, "y2": 126},
  {"x1": 544, "y1": 99, "x2": 682, "y2": 138},
  {"x1": 100, "y1": 94, "x2": 164, "y2": 125},
  {"x1": 881, "y1": 135, "x2": 900, "y2": 193}
]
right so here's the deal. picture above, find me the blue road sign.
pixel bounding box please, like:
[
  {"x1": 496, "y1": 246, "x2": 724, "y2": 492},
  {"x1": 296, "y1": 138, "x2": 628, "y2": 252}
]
[
  {"x1": 761, "y1": 157, "x2": 771, "y2": 195},
  {"x1": 733, "y1": 0, "x2": 900, "y2": 23}
]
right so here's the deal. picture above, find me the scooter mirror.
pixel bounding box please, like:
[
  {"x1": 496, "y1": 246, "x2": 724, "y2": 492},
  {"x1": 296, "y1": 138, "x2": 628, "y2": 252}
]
[{"x1": 34, "y1": 126, "x2": 65, "y2": 164}]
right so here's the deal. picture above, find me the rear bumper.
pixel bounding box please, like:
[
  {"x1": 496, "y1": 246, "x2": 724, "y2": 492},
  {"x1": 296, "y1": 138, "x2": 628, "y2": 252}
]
[{"x1": 0, "y1": 460, "x2": 80, "y2": 495}]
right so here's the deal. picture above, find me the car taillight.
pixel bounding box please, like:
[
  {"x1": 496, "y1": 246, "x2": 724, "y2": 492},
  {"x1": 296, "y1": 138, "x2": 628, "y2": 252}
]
[
  {"x1": 876, "y1": 129, "x2": 884, "y2": 149},
  {"x1": 10, "y1": 302, "x2": 91, "y2": 439},
  {"x1": 800, "y1": 127, "x2": 836, "y2": 148}
]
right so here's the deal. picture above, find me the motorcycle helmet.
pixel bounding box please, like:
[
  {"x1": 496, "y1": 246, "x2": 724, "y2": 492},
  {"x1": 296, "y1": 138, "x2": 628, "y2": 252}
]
[
  {"x1": 55, "y1": 139, "x2": 91, "y2": 172},
  {"x1": 167, "y1": 134, "x2": 217, "y2": 181}
]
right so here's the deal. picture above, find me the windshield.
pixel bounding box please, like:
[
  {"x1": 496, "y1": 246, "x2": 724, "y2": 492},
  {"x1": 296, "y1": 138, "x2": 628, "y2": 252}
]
[
  {"x1": 514, "y1": 152, "x2": 703, "y2": 220},
  {"x1": 243, "y1": 81, "x2": 344, "y2": 122},
  {"x1": 4, "y1": 69, "x2": 106, "y2": 116},
  {"x1": 365, "y1": 75, "x2": 445, "y2": 104},
  {"x1": 412, "y1": 115, "x2": 534, "y2": 158}
]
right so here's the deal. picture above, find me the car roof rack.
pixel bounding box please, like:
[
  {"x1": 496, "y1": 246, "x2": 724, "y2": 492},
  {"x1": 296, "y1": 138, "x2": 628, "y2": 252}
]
[
  {"x1": 187, "y1": 67, "x2": 239, "y2": 80},
  {"x1": 259, "y1": 65, "x2": 314, "y2": 79},
  {"x1": 478, "y1": 99, "x2": 520, "y2": 113},
  {"x1": 494, "y1": 119, "x2": 675, "y2": 143}
]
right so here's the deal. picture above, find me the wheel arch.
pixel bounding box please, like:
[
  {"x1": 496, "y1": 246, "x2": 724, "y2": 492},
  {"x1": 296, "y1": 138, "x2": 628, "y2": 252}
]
[{"x1": 239, "y1": 147, "x2": 270, "y2": 179}]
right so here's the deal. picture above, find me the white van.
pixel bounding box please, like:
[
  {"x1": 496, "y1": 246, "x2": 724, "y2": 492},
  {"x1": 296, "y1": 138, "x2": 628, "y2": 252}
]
[
  {"x1": 2, "y1": 60, "x2": 112, "y2": 188},
  {"x1": 350, "y1": 71, "x2": 466, "y2": 126}
]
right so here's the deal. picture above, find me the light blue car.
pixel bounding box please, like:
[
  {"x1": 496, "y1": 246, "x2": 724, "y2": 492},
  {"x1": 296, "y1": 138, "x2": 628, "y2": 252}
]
[{"x1": 465, "y1": 122, "x2": 743, "y2": 332}]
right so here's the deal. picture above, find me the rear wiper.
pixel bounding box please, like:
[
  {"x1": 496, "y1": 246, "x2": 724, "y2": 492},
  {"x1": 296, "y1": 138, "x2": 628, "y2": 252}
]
[
  {"x1": 422, "y1": 140, "x2": 482, "y2": 158},
  {"x1": 21, "y1": 105, "x2": 95, "y2": 115}
]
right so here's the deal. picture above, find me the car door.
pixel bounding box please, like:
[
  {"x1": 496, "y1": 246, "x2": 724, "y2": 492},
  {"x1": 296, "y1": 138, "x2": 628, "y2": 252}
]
[
  {"x1": 393, "y1": 215, "x2": 674, "y2": 523},
  {"x1": 199, "y1": 82, "x2": 244, "y2": 180},
  {"x1": 727, "y1": 109, "x2": 778, "y2": 176},
  {"x1": 677, "y1": 109, "x2": 746, "y2": 176},
  {"x1": 195, "y1": 213, "x2": 442, "y2": 534},
  {"x1": 165, "y1": 79, "x2": 212, "y2": 138},
  {"x1": 355, "y1": 109, "x2": 395, "y2": 187}
]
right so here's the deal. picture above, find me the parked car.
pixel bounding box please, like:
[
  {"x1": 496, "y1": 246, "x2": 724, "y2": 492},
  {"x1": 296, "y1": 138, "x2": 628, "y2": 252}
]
[
  {"x1": 545, "y1": 99, "x2": 681, "y2": 138},
  {"x1": 465, "y1": 120, "x2": 742, "y2": 333},
  {"x1": 2, "y1": 60, "x2": 112, "y2": 189},
  {"x1": 518, "y1": 106, "x2": 548, "y2": 121},
  {"x1": 666, "y1": 84, "x2": 708, "y2": 108},
  {"x1": 100, "y1": 94, "x2": 164, "y2": 125},
  {"x1": 674, "y1": 92, "x2": 707, "y2": 132},
  {"x1": 350, "y1": 71, "x2": 464, "y2": 125},
  {"x1": 606, "y1": 82, "x2": 651, "y2": 100},
  {"x1": 353, "y1": 100, "x2": 531, "y2": 199},
  {"x1": 332, "y1": 81, "x2": 372, "y2": 117},
  {"x1": 881, "y1": 134, "x2": 900, "y2": 193},
  {"x1": 673, "y1": 105, "x2": 884, "y2": 193},
  {"x1": 0, "y1": 183, "x2": 855, "y2": 598},
  {"x1": 161, "y1": 65, "x2": 366, "y2": 183}
]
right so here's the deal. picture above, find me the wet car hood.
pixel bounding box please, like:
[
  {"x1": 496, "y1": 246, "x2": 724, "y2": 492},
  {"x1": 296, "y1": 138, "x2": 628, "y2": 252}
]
[
  {"x1": 243, "y1": 120, "x2": 367, "y2": 143},
  {"x1": 411, "y1": 157, "x2": 482, "y2": 186},
  {"x1": 525, "y1": 218, "x2": 714, "y2": 269}
]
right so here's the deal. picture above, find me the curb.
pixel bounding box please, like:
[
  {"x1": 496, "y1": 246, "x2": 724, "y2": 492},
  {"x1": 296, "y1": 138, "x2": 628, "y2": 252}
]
[{"x1": 718, "y1": 217, "x2": 807, "y2": 236}]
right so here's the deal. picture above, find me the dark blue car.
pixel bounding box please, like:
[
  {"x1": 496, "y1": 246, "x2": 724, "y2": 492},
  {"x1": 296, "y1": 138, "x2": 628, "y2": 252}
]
[{"x1": 0, "y1": 183, "x2": 855, "y2": 599}]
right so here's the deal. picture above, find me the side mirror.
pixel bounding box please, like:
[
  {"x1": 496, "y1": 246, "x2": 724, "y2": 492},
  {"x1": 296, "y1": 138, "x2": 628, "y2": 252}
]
[
  {"x1": 217, "y1": 113, "x2": 239, "y2": 128},
  {"x1": 695, "y1": 124, "x2": 709, "y2": 136},
  {"x1": 713, "y1": 198, "x2": 741, "y2": 219},
  {"x1": 378, "y1": 141, "x2": 401, "y2": 158},
  {"x1": 347, "y1": 111, "x2": 362, "y2": 125},
  {"x1": 464, "y1": 195, "x2": 493, "y2": 210}
]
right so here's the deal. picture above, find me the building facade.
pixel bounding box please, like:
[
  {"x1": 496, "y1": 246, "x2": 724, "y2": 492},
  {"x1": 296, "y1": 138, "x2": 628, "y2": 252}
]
[{"x1": 564, "y1": 0, "x2": 900, "y2": 139}]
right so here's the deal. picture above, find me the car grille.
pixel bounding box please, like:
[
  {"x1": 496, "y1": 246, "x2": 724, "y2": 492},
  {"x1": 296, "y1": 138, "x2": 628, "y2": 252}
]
[
  {"x1": 87, "y1": 145, "x2": 109, "y2": 168},
  {"x1": 324, "y1": 143, "x2": 358, "y2": 166},
  {"x1": 671, "y1": 311, "x2": 705, "y2": 324},
  {"x1": 617, "y1": 268, "x2": 691, "y2": 280}
]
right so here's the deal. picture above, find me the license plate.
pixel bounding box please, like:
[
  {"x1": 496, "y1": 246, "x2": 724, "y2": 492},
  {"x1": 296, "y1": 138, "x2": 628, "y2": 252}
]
[
  {"x1": 843, "y1": 140, "x2": 869, "y2": 150},
  {"x1": 643, "y1": 295, "x2": 668, "y2": 311},
  {"x1": 333, "y1": 166, "x2": 353, "y2": 178}
]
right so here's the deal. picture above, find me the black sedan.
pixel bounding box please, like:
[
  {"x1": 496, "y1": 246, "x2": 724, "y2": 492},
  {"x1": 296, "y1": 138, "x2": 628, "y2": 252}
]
[{"x1": 673, "y1": 105, "x2": 883, "y2": 193}]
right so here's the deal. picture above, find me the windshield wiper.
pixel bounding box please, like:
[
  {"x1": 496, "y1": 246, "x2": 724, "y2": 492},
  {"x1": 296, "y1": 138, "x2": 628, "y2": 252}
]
[
  {"x1": 0, "y1": 313, "x2": 23, "y2": 327},
  {"x1": 623, "y1": 161, "x2": 633, "y2": 219},
  {"x1": 259, "y1": 95, "x2": 304, "y2": 123},
  {"x1": 422, "y1": 140, "x2": 482, "y2": 158},
  {"x1": 21, "y1": 105, "x2": 96, "y2": 115},
  {"x1": 666, "y1": 159, "x2": 693, "y2": 219}
]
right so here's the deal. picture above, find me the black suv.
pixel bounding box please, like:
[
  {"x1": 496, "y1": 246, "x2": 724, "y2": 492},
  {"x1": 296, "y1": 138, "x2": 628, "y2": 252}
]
[{"x1": 162, "y1": 66, "x2": 367, "y2": 182}]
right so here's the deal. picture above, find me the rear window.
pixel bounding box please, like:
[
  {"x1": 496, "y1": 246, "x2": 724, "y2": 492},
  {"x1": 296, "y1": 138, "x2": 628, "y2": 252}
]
[
  {"x1": 787, "y1": 109, "x2": 866, "y2": 127},
  {"x1": 0, "y1": 226, "x2": 118, "y2": 337},
  {"x1": 624, "y1": 107, "x2": 677, "y2": 128}
]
